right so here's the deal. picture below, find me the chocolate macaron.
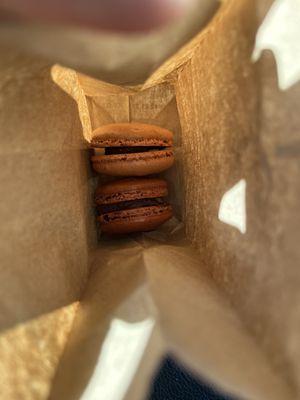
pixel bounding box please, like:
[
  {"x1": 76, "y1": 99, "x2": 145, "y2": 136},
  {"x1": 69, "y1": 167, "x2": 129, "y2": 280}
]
[
  {"x1": 91, "y1": 123, "x2": 174, "y2": 176},
  {"x1": 95, "y1": 178, "x2": 172, "y2": 234}
]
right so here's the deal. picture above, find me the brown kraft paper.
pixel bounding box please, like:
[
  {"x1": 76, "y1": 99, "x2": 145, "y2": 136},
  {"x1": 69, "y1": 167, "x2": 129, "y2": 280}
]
[{"x1": 0, "y1": 0, "x2": 300, "y2": 399}]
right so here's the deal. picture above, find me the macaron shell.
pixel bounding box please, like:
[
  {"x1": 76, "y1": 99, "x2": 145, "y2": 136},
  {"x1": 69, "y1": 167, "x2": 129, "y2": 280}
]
[
  {"x1": 95, "y1": 178, "x2": 168, "y2": 204},
  {"x1": 91, "y1": 122, "x2": 173, "y2": 147},
  {"x1": 92, "y1": 149, "x2": 174, "y2": 176},
  {"x1": 98, "y1": 205, "x2": 172, "y2": 234}
]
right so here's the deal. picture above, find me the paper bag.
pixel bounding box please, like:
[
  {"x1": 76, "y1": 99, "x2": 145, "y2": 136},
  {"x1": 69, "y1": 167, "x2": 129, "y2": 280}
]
[{"x1": 0, "y1": 0, "x2": 300, "y2": 399}]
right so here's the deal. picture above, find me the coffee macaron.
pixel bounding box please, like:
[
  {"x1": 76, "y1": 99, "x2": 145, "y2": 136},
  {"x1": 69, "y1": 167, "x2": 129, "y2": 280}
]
[
  {"x1": 95, "y1": 178, "x2": 172, "y2": 234},
  {"x1": 91, "y1": 122, "x2": 174, "y2": 176}
]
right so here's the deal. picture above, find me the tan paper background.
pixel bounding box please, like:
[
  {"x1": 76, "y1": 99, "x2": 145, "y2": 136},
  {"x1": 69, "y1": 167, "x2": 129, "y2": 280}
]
[{"x1": 0, "y1": 0, "x2": 300, "y2": 399}]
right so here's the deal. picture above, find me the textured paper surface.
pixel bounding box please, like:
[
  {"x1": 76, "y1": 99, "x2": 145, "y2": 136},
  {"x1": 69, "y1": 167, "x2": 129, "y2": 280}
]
[
  {"x1": 0, "y1": 51, "x2": 95, "y2": 331},
  {"x1": 0, "y1": 303, "x2": 77, "y2": 400},
  {"x1": 50, "y1": 235, "x2": 293, "y2": 400},
  {"x1": 51, "y1": 0, "x2": 297, "y2": 398},
  {"x1": 1, "y1": 0, "x2": 300, "y2": 399},
  {"x1": 0, "y1": 50, "x2": 97, "y2": 398}
]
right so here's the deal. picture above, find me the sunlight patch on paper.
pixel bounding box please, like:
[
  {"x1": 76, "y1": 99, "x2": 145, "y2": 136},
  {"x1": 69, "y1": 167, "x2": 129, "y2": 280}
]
[{"x1": 218, "y1": 179, "x2": 246, "y2": 234}]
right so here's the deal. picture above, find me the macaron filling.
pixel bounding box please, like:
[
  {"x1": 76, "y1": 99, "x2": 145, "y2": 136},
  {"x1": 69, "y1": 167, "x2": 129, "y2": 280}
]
[
  {"x1": 98, "y1": 197, "x2": 167, "y2": 214},
  {"x1": 100, "y1": 146, "x2": 170, "y2": 155}
]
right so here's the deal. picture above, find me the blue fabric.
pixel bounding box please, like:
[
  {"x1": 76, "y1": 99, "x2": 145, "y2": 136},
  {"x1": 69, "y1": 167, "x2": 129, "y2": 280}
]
[{"x1": 148, "y1": 356, "x2": 238, "y2": 400}]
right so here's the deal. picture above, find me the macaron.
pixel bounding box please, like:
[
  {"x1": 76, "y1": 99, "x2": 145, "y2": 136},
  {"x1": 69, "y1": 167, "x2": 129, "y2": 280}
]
[
  {"x1": 91, "y1": 122, "x2": 174, "y2": 176},
  {"x1": 95, "y1": 178, "x2": 172, "y2": 234}
]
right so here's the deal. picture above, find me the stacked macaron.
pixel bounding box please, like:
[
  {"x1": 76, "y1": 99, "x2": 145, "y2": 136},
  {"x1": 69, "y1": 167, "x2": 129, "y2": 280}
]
[
  {"x1": 91, "y1": 122, "x2": 174, "y2": 235},
  {"x1": 91, "y1": 122, "x2": 174, "y2": 176},
  {"x1": 95, "y1": 178, "x2": 172, "y2": 235}
]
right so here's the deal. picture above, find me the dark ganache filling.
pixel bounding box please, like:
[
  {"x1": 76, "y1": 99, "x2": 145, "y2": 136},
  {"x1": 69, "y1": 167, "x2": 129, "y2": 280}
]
[
  {"x1": 105, "y1": 146, "x2": 166, "y2": 155},
  {"x1": 98, "y1": 197, "x2": 167, "y2": 214}
]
